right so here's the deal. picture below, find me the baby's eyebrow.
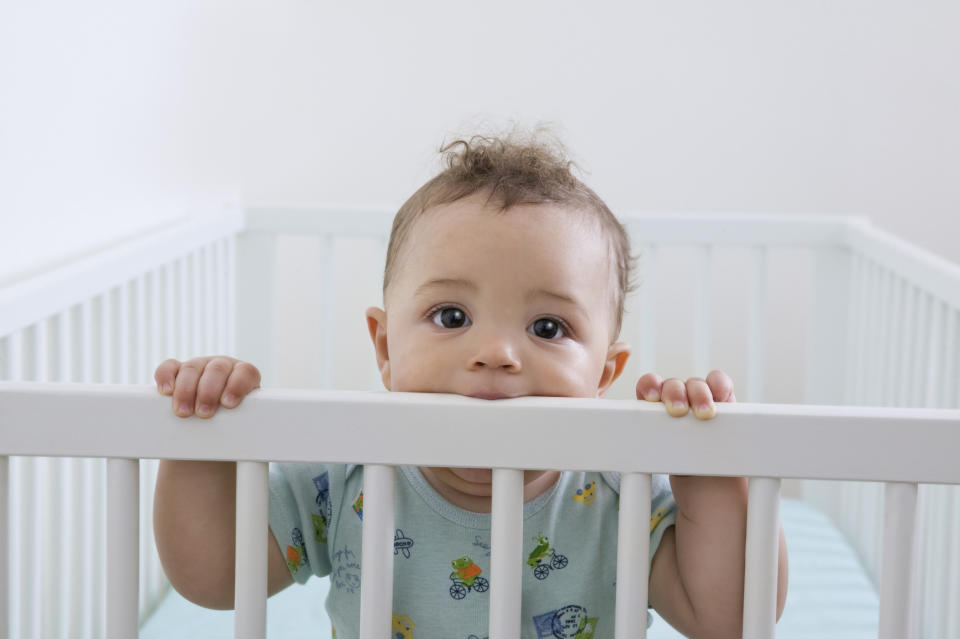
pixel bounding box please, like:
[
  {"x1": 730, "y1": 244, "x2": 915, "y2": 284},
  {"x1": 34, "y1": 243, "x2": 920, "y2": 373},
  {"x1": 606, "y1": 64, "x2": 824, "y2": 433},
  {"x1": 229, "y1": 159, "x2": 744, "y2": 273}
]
[
  {"x1": 526, "y1": 288, "x2": 580, "y2": 307},
  {"x1": 414, "y1": 278, "x2": 477, "y2": 297}
]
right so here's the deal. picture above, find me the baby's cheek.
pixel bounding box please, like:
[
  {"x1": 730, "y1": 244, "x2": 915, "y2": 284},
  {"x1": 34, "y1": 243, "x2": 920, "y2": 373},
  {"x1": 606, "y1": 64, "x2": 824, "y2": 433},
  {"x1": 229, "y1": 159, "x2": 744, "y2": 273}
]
[{"x1": 542, "y1": 361, "x2": 599, "y2": 397}]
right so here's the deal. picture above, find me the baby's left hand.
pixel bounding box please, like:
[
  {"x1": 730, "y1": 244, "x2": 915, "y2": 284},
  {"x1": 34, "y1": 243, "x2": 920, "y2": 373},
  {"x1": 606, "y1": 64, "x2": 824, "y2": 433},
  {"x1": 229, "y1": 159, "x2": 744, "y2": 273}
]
[{"x1": 636, "y1": 370, "x2": 736, "y2": 420}]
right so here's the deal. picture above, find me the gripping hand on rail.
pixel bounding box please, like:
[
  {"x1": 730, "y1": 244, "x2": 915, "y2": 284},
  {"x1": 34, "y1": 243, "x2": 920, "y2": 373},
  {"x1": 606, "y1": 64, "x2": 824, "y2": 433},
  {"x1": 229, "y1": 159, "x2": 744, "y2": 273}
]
[
  {"x1": 154, "y1": 356, "x2": 262, "y2": 418},
  {"x1": 635, "y1": 369, "x2": 789, "y2": 639},
  {"x1": 153, "y1": 356, "x2": 295, "y2": 609},
  {"x1": 635, "y1": 369, "x2": 735, "y2": 420}
]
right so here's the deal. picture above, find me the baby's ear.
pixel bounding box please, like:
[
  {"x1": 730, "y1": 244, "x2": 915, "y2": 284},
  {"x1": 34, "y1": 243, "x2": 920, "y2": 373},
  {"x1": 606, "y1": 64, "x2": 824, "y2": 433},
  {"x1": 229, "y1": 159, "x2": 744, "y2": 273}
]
[
  {"x1": 597, "y1": 342, "x2": 631, "y2": 397},
  {"x1": 364, "y1": 307, "x2": 391, "y2": 390}
]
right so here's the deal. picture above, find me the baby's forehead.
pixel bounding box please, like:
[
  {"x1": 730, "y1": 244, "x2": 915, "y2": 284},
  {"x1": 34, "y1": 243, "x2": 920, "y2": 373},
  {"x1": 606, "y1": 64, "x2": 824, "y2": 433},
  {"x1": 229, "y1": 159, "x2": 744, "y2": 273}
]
[
  {"x1": 393, "y1": 201, "x2": 620, "y2": 305},
  {"x1": 412, "y1": 197, "x2": 605, "y2": 249}
]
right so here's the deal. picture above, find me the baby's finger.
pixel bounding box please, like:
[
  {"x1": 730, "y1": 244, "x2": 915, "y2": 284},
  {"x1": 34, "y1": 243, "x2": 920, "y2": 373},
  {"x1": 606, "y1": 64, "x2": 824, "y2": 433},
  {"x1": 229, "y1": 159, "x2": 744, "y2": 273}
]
[
  {"x1": 171, "y1": 358, "x2": 208, "y2": 418},
  {"x1": 661, "y1": 378, "x2": 689, "y2": 417},
  {"x1": 154, "y1": 359, "x2": 181, "y2": 395},
  {"x1": 220, "y1": 361, "x2": 262, "y2": 409},
  {"x1": 706, "y1": 370, "x2": 736, "y2": 403},
  {"x1": 686, "y1": 377, "x2": 715, "y2": 420},
  {"x1": 635, "y1": 373, "x2": 663, "y2": 401},
  {"x1": 194, "y1": 357, "x2": 236, "y2": 418}
]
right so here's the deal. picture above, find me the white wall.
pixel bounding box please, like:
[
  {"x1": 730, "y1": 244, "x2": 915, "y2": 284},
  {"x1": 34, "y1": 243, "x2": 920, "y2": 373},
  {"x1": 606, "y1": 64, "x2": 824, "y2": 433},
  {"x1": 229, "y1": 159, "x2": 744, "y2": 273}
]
[{"x1": 3, "y1": 1, "x2": 958, "y2": 394}]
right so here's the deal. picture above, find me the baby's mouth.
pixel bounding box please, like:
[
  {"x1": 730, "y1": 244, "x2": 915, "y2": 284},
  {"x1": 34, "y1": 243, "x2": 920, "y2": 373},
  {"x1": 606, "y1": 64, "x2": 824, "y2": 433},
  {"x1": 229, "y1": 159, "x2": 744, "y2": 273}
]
[{"x1": 466, "y1": 391, "x2": 513, "y2": 400}]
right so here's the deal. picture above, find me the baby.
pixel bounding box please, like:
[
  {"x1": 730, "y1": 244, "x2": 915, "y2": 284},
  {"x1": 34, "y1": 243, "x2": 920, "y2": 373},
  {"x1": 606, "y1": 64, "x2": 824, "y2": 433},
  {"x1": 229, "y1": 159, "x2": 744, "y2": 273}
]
[{"x1": 153, "y1": 133, "x2": 788, "y2": 639}]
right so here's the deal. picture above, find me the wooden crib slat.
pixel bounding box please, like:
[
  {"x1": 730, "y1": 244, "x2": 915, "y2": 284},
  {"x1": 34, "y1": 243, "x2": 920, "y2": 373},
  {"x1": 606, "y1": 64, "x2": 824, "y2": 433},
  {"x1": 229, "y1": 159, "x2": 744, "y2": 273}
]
[
  {"x1": 225, "y1": 234, "x2": 238, "y2": 356},
  {"x1": 217, "y1": 239, "x2": 228, "y2": 355},
  {"x1": 320, "y1": 235, "x2": 334, "y2": 390},
  {"x1": 359, "y1": 464, "x2": 396, "y2": 639},
  {"x1": 637, "y1": 244, "x2": 658, "y2": 375},
  {"x1": 33, "y1": 323, "x2": 48, "y2": 638},
  {"x1": 0, "y1": 454, "x2": 7, "y2": 639},
  {"x1": 742, "y1": 477, "x2": 781, "y2": 639},
  {"x1": 106, "y1": 458, "x2": 139, "y2": 639},
  {"x1": 693, "y1": 246, "x2": 712, "y2": 375},
  {"x1": 164, "y1": 262, "x2": 177, "y2": 360},
  {"x1": 101, "y1": 290, "x2": 114, "y2": 383},
  {"x1": 120, "y1": 281, "x2": 131, "y2": 384},
  {"x1": 746, "y1": 247, "x2": 766, "y2": 402},
  {"x1": 878, "y1": 481, "x2": 918, "y2": 639},
  {"x1": 912, "y1": 293, "x2": 932, "y2": 408},
  {"x1": 5, "y1": 332, "x2": 22, "y2": 639},
  {"x1": 489, "y1": 468, "x2": 524, "y2": 639},
  {"x1": 614, "y1": 472, "x2": 652, "y2": 639},
  {"x1": 179, "y1": 256, "x2": 191, "y2": 359},
  {"x1": 863, "y1": 262, "x2": 882, "y2": 405},
  {"x1": 136, "y1": 273, "x2": 148, "y2": 385},
  {"x1": 843, "y1": 253, "x2": 864, "y2": 405},
  {"x1": 192, "y1": 251, "x2": 203, "y2": 358},
  {"x1": 234, "y1": 461, "x2": 269, "y2": 639},
  {"x1": 899, "y1": 286, "x2": 919, "y2": 407},
  {"x1": 952, "y1": 309, "x2": 960, "y2": 409},
  {"x1": 923, "y1": 298, "x2": 944, "y2": 409},
  {"x1": 205, "y1": 244, "x2": 216, "y2": 356},
  {"x1": 878, "y1": 270, "x2": 897, "y2": 403}
]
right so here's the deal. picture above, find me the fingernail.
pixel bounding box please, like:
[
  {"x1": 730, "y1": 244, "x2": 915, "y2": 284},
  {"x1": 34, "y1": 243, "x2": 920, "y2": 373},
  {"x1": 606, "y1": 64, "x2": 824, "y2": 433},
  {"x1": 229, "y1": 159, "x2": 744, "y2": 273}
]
[
  {"x1": 197, "y1": 404, "x2": 213, "y2": 417},
  {"x1": 177, "y1": 402, "x2": 193, "y2": 416},
  {"x1": 222, "y1": 394, "x2": 237, "y2": 407},
  {"x1": 645, "y1": 390, "x2": 660, "y2": 402},
  {"x1": 697, "y1": 404, "x2": 714, "y2": 417},
  {"x1": 158, "y1": 382, "x2": 172, "y2": 394},
  {"x1": 672, "y1": 401, "x2": 687, "y2": 413}
]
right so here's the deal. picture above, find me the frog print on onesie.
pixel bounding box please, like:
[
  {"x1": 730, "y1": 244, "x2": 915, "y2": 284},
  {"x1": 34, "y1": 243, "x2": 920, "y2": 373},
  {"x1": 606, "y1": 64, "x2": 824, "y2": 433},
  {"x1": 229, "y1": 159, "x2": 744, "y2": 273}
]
[
  {"x1": 448, "y1": 555, "x2": 489, "y2": 600},
  {"x1": 526, "y1": 534, "x2": 569, "y2": 581}
]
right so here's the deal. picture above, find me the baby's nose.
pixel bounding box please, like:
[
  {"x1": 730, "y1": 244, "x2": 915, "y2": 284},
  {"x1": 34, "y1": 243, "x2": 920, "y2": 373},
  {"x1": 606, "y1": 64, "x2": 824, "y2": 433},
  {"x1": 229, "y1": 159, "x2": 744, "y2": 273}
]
[{"x1": 469, "y1": 336, "x2": 522, "y2": 371}]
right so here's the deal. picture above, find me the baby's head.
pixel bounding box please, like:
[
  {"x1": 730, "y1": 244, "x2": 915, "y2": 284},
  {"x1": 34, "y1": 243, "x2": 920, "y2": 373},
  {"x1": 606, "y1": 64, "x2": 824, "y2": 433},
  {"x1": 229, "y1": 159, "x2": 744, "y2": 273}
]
[{"x1": 365, "y1": 132, "x2": 634, "y2": 401}]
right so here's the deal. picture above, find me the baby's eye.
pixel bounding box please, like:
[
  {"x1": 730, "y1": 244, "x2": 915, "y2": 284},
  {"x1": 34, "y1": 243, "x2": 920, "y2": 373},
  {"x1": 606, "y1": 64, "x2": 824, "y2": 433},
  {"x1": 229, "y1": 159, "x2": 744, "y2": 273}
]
[
  {"x1": 529, "y1": 317, "x2": 566, "y2": 340},
  {"x1": 431, "y1": 306, "x2": 471, "y2": 329}
]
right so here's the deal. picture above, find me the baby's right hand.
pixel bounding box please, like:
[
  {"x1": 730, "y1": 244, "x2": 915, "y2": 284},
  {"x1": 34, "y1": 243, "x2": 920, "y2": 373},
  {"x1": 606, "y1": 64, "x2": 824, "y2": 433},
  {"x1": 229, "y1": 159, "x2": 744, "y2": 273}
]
[{"x1": 154, "y1": 356, "x2": 261, "y2": 418}]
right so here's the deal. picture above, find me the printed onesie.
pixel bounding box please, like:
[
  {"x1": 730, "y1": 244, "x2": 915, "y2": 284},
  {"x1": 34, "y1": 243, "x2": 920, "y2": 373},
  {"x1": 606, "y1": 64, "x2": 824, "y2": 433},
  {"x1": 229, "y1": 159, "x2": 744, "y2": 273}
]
[{"x1": 269, "y1": 464, "x2": 677, "y2": 639}]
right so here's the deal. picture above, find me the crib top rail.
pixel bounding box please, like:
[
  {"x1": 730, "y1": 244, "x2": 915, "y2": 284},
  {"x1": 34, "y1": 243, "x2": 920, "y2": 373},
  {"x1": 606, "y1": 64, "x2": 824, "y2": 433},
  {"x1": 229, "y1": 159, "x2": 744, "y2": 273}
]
[{"x1": 1, "y1": 382, "x2": 958, "y2": 485}]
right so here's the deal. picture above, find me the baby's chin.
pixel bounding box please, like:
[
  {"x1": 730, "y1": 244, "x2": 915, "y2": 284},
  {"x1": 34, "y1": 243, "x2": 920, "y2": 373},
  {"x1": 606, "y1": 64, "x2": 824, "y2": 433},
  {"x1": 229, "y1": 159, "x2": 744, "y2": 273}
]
[
  {"x1": 450, "y1": 467, "x2": 494, "y2": 484},
  {"x1": 448, "y1": 467, "x2": 551, "y2": 487}
]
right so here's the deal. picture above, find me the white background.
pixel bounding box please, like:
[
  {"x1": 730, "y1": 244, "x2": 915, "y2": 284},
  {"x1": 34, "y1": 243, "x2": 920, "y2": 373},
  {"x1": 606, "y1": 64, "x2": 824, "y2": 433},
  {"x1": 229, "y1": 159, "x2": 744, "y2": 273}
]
[{"x1": 2, "y1": 1, "x2": 958, "y2": 399}]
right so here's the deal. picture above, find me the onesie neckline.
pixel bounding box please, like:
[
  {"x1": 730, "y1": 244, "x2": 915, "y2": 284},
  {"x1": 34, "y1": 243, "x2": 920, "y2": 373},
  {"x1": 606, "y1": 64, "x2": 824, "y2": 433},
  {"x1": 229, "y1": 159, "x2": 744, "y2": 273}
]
[{"x1": 398, "y1": 465, "x2": 562, "y2": 529}]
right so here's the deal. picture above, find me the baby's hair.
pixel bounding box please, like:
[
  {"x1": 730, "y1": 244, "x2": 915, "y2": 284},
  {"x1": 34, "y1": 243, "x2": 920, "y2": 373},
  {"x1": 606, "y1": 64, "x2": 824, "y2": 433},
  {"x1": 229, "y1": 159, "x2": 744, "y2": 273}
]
[{"x1": 384, "y1": 129, "x2": 636, "y2": 338}]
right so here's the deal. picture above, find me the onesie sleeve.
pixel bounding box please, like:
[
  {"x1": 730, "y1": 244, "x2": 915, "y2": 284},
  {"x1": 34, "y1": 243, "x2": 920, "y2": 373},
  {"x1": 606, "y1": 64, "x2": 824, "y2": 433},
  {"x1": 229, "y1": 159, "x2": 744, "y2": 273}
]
[
  {"x1": 601, "y1": 471, "x2": 677, "y2": 564},
  {"x1": 268, "y1": 462, "x2": 336, "y2": 584},
  {"x1": 647, "y1": 473, "x2": 678, "y2": 564}
]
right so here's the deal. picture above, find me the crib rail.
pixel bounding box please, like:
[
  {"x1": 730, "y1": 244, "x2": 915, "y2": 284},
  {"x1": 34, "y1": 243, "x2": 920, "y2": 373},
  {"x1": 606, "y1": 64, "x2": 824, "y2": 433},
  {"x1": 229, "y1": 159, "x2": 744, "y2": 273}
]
[
  {"x1": 2, "y1": 207, "x2": 959, "y2": 637},
  {"x1": 2, "y1": 383, "x2": 959, "y2": 639}
]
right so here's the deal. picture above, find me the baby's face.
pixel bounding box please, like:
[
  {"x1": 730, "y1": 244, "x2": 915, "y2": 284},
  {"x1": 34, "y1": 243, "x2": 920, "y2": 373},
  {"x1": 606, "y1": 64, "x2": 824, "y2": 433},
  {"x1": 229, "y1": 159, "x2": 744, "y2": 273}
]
[{"x1": 368, "y1": 192, "x2": 629, "y2": 402}]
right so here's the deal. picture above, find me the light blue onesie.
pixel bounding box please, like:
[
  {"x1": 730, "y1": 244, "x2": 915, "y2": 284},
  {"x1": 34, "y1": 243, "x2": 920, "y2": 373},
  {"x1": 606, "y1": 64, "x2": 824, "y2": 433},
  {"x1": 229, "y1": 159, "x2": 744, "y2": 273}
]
[{"x1": 269, "y1": 464, "x2": 676, "y2": 639}]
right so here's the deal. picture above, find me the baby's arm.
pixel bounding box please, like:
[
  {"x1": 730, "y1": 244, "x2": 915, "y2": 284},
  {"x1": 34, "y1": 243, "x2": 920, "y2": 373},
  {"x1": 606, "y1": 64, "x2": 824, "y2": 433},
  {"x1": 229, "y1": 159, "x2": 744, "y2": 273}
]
[
  {"x1": 152, "y1": 356, "x2": 294, "y2": 609},
  {"x1": 638, "y1": 371, "x2": 789, "y2": 639}
]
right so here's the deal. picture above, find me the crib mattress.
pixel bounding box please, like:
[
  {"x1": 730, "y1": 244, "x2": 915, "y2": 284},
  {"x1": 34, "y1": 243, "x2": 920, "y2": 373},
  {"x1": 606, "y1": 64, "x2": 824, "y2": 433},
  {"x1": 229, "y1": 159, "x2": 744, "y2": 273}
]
[{"x1": 140, "y1": 498, "x2": 878, "y2": 638}]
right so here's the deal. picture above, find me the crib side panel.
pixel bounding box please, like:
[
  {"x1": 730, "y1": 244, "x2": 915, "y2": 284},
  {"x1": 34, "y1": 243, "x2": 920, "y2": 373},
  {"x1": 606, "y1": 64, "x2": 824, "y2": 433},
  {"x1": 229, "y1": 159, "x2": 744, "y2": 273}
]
[
  {"x1": 799, "y1": 220, "x2": 960, "y2": 639},
  {"x1": 0, "y1": 216, "x2": 241, "y2": 638}
]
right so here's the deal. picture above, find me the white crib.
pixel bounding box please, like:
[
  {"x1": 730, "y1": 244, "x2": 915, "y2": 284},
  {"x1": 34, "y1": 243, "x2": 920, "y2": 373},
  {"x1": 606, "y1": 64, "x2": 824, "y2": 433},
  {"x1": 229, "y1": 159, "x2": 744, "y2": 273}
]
[{"x1": 0, "y1": 207, "x2": 958, "y2": 639}]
